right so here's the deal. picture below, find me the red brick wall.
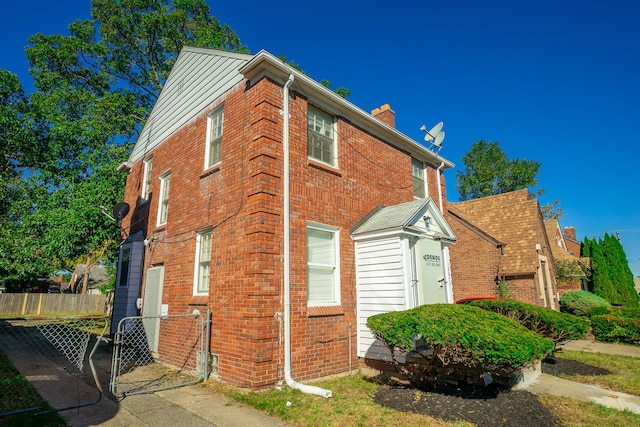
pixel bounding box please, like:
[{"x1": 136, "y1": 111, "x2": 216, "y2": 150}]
[
  {"x1": 448, "y1": 215, "x2": 502, "y2": 301},
  {"x1": 121, "y1": 76, "x2": 449, "y2": 387}
]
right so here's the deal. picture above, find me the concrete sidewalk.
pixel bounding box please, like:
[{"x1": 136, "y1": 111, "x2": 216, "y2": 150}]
[{"x1": 515, "y1": 340, "x2": 640, "y2": 414}]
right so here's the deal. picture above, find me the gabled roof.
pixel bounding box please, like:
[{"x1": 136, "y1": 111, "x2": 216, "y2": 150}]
[
  {"x1": 128, "y1": 47, "x2": 454, "y2": 169},
  {"x1": 351, "y1": 198, "x2": 457, "y2": 242},
  {"x1": 544, "y1": 220, "x2": 576, "y2": 262},
  {"x1": 451, "y1": 189, "x2": 543, "y2": 274}
]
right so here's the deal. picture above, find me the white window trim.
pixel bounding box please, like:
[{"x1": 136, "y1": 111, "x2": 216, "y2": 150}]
[
  {"x1": 307, "y1": 222, "x2": 341, "y2": 307},
  {"x1": 141, "y1": 156, "x2": 153, "y2": 201},
  {"x1": 193, "y1": 229, "x2": 212, "y2": 295},
  {"x1": 412, "y1": 158, "x2": 426, "y2": 199},
  {"x1": 156, "y1": 172, "x2": 171, "y2": 226},
  {"x1": 307, "y1": 104, "x2": 338, "y2": 168},
  {"x1": 204, "y1": 106, "x2": 224, "y2": 170}
]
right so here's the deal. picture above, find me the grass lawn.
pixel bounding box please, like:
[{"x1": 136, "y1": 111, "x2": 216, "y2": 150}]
[
  {"x1": 205, "y1": 349, "x2": 640, "y2": 427},
  {"x1": 0, "y1": 351, "x2": 67, "y2": 426},
  {"x1": 552, "y1": 350, "x2": 640, "y2": 396}
]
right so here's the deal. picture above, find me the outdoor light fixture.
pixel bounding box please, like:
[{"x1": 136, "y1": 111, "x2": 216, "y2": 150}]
[{"x1": 424, "y1": 215, "x2": 432, "y2": 227}]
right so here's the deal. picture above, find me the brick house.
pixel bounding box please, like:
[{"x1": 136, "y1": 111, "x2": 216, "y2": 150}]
[
  {"x1": 545, "y1": 221, "x2": 588, "y2": 296},
  {"x1": 114, "y1": 47, "x2": 457, "y2": 391},
  {"x1": 448, "y1": 189, "x2": 559, "y2": 309}
]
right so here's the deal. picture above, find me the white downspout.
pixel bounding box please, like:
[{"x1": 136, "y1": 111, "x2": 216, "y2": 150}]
[
  {"x1": 282, "y1": 74, "x2": 332, "y2": 398},
  {"x1": 436, "y1": 161, "x2": 445, "y2": 212}
]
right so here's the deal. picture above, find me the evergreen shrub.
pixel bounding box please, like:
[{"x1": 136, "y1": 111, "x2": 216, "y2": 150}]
[
  {"x1": 366, "y1": 304, "x2": 553, "y2": 386},
  {"x1": 559, "y1": 290, "x2": 611, "y2": 317},
  {"x1": 591, "y1": 314, "x2": 640, "y2": 346},
  {"x1": 466, "y1": 299, "x2": 590, "y2": 346}
]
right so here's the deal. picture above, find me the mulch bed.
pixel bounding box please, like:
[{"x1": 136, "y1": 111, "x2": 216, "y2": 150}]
[{"x1": 373, "y1": 357, "x2": 611, "y2": 427}]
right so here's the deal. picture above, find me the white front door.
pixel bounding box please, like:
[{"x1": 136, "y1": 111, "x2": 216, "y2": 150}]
[
  {"x1": 415, "y1": 238, "x2": 447, "y2": 305},
  {"x1": 142, "y1": 266, "x2": 164, "y2": 353}
]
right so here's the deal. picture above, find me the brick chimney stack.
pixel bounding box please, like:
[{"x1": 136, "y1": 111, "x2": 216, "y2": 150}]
[
  {"x1": 563, "y1": 226, "x2": 577, "y2": 240},
  {"x1": 371, "y1": 104, "x2": 395, "y2": 128}
]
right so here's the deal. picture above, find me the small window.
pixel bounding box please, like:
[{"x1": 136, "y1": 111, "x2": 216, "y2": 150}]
[
  {"x1": 157, "y1": 172, "x2": 171, "y2": 226},
  {"x1": 307, "y1": 104, "x2": 336, "y2": 166},
  {"x1": 194, "y1": 230, "x2": 212, "y2": 295},
  {"x1": 307, "y1": 223, "x2": 340, "y2": 306},
  {"x1": 118, "y1": 248, "x2": 131, "y2": 287},
  {"x1": 412, "y1": 158, "x2": 425, "y2": 198},
  {"x1": 205, "y1": 107, "x2": 224, "y2": 169},
  {"x1": 141, "y1": 156, "x2": 153, "y2": 201}
]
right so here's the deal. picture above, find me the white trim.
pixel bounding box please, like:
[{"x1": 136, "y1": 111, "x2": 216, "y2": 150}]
[
  {"x1": 141, "y1": 156, "x2": 153, "y2": 201},
  {"x1": 307, "y1": 222, "x2": 341, "y2": 307},
  {"x1": 204, "y1": 105, "x2": 224, "y2": 170},
  {"x1": 193, "y1": 229, "x2": 212, "y2": 295},
  {"x1": 156, "y1": 171, "x2": 171, "y2": 226},
  {"x1": 307, "y1": 104, "x2": 338, "y2": 168}
]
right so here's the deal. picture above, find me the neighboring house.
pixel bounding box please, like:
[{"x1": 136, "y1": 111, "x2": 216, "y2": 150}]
[
  {"x1": 67, "y1": 264, "x2": 110, "y2": 295},
  {"x1": 634, "y1": 276, "x2": 640, "y2": 297},
  {"x1": 544, "y1": 220, "x2": 588, "y2": 296},
  {"x1": 561, "y1": 226, "x2": 582, "y2": 257},
  {"x1": 115, "y1": 47, "x2": 456, "y2": 389},
  {"x1": 448, "y1": 189, "x2": 559, "y2": 309}
]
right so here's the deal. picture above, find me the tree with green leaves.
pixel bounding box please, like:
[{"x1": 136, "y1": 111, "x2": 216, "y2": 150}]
[
  {"x1": 455, "y1": 140, "x2": 542, "y2": 201},
  {"x1": 581, "y1": 234, "x2": 638, "y2": 307},
  {"x1": 0, "y1": 0, "x2": 247, "y2": 291}
]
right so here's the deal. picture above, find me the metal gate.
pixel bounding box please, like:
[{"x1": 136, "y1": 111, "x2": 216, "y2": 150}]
[
  {"x1": 110, "y1": 311, "x2": 211, "y2": 398},
  {"x1": 0, "y1": 316, "x2": 109, "y2": 418}
]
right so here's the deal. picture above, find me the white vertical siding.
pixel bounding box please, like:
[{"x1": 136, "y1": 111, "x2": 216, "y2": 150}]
[{"x1": 356, "y1": 236, "x2": 410, "y2": 361}]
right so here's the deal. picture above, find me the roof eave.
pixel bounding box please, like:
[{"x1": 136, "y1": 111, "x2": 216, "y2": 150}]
[{"x1": 239, "y1": 50, "x2": 454, "y2": 169}]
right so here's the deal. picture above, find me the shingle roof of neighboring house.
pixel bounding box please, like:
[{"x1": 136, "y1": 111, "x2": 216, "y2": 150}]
[
  {"x1": 450, "y1": 189, "x2": 543, "y2": 275},
  {"x1": 544, "y1": 220, "x2": 579, "y2": 263}
]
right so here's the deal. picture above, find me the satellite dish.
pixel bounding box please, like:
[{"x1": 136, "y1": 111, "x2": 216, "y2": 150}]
[
  {"x1": 424, "y1": 122, "x2": 443, "y2": 142},
  {"x1": 419, "y1": 121, "x2": 446, "y2": 153},
  {"x1": 112, "y1": 202, "x2": 130, "y2": 221}
]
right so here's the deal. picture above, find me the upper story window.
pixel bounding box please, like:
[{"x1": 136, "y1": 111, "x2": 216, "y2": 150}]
[
  {"x1": 307, "y1": 104, "x2": 336, "y2": 167},
  {"x1": 307, "y1": 222, "x2": 340, "y2": 306},
  {"x1": 412, "y1": 158, "x2": 426, "y2": 198},
  {"x1": 141, "y1": 156, "x2": 153, "y2": 201},
  {"x1": 205, "y1": 106, "x2": 224, "y2": 169},
  {"x1": 194, "y1": 230, "x2": 212, "y2": 295},
  {"x1": 157, "y1": 172, "x2": 171, "y2": 226}
]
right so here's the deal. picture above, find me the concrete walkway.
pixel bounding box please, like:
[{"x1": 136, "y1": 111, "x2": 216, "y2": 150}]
[{"x1": 515, "y1": 340, "x2": 640, "y2": 414}]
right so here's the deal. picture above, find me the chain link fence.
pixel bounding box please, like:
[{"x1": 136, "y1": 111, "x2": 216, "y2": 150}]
[
  {"x1": 0, "y1": 316, "x2": 108, "y2": 419},
  {"x1": 110, "y1": 311, "x2": 210, "y2": 398}
]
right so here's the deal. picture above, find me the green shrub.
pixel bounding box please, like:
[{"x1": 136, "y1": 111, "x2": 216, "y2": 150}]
[
  {"x1": 591, "y1": 314, "x2": 640, "y2": 346},
  {"x1": 559, "y1": 290, "x2": 611, "y2": 317},
  {"x1": 609, "y1": 307, "x2": 640, "y2": 320},
  {"x1": 366, "y1": 304, "x2": 553, "y2": 386},
  {"x1": 466, "y1": 299, "x2": 590, "y2": 347}
]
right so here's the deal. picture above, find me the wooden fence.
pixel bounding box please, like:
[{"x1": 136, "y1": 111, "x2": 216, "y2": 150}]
[{"x1": 0, "y1": 293, "x2": 107, "y2": 316}]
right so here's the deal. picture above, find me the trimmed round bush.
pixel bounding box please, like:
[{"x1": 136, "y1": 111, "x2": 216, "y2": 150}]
[
  {"x1": 559, "y1": 290, "x2": 611, "y2": 317},
  {"x1": 466, "y1": 299, "x2": 590, "y2": 346},
  {"x1": 367, "y1": 304, "x2": 553, "y2": 385}
]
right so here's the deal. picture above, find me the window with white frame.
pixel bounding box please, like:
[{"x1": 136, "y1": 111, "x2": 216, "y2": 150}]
[
  {"x1": 194, "y1": 230, "x2": 212, "y2": 294},
  {"x1": 141, "y1": 156, "x2": 153, "y2": 201},
  {"x1": 157, "y1": 172, "x2": 171, "y2": 226},
  {"x1": 205, "y1": 106, "x2": 224, "y2": 169},
  {"x1": 307, "y1": 223, "x2": 340, "y2": 306},
  {"x1": 412, "y1": 158, "x2": 426, "y2": 198},
  {"x1": 307, "y1": 104, "x2": 336, "y2": 166}
]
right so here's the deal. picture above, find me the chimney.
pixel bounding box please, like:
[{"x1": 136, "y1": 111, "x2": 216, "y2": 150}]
[
  {"x1": 371, "y1": 104, "x2": 395, "y2": 128},
  {"x1": 563, "y1": 226, "x2": 577, "y2": 240}
]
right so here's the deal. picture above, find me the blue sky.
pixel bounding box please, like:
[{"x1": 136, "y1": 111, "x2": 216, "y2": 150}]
[{"x1": 2, "y1": 1, "x2": 639, "y2": 276}]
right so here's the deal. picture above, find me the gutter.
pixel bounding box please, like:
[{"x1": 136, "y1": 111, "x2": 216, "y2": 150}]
[
  {"x1": 436, "y1": 161, "x2": 445, "y2": 212},
  {"x1": 282, "y1": 73, "x2": 332, "y2": 398}
]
